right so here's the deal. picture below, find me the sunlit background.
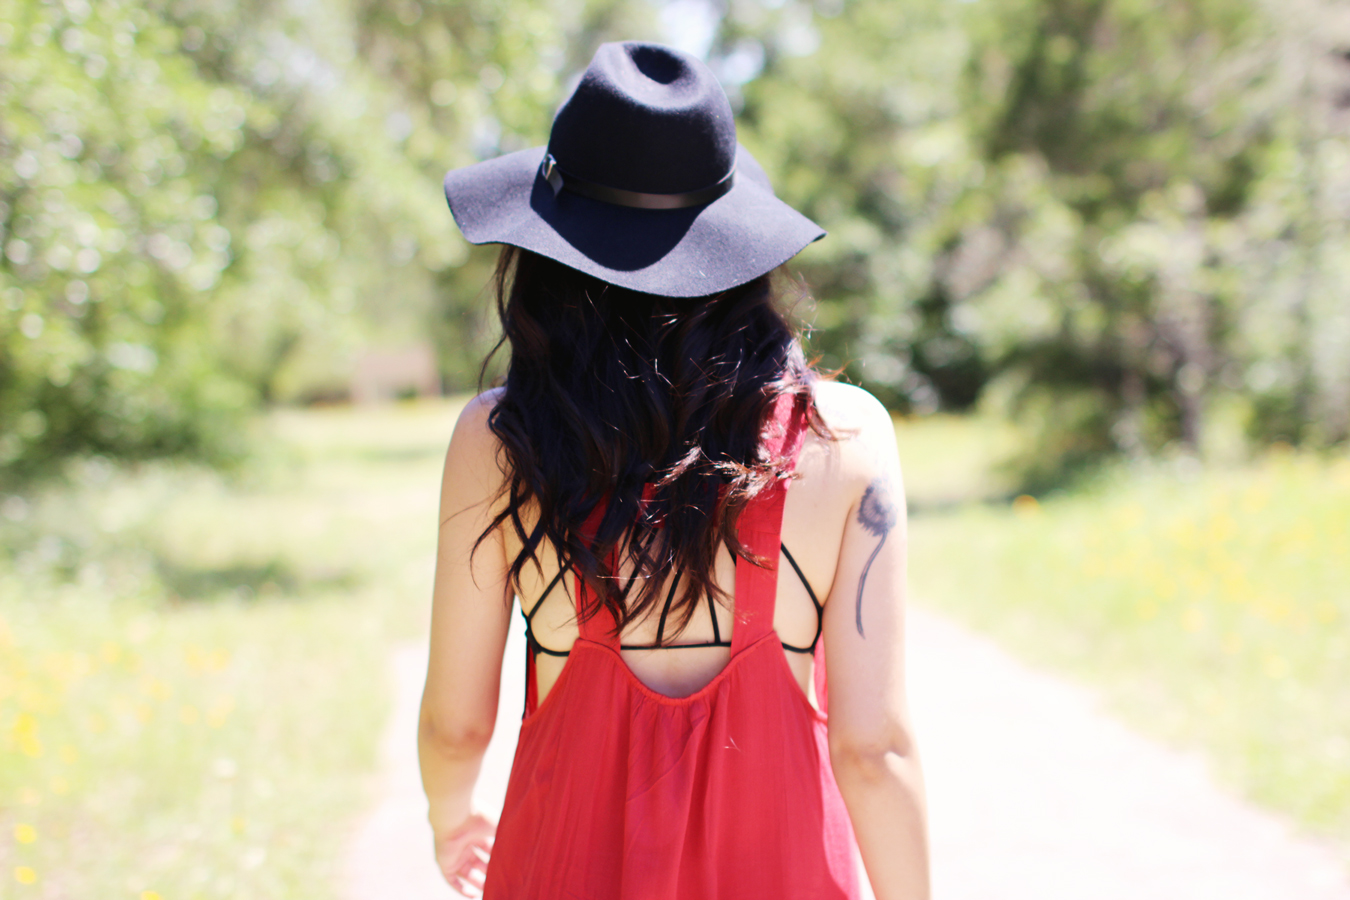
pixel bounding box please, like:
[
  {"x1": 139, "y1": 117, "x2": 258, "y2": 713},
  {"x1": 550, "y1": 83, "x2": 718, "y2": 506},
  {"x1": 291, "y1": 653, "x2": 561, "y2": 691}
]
[{"x1": 2, "y1": 0, "x2": 1348, "y2": 895}]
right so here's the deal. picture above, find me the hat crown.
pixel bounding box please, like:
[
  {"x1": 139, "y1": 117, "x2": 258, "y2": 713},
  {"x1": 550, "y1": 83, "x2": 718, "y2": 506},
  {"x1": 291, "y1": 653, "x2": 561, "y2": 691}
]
[{"x1": 549, "y1": 42, "x2": 737, "y2": 196}]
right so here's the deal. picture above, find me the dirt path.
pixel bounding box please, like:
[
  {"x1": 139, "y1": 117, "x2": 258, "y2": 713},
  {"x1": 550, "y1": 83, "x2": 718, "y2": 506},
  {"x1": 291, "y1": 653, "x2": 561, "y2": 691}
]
[
  {"x1": 340, "y1": 617, "x2": 528, "y2": 900},
  {"x1": 343, "y1": 605, "x2": 1350, "y2": 899}
]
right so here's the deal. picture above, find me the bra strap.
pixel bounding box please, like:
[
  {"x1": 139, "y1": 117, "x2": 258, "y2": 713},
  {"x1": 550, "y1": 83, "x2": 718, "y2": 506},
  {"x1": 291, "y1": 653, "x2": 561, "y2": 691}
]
[
  {"x1": 731, "y1": 391, "x2": 809, "y2": 655},
  {"x1": 572, "y1": 390, "x2": 810, "y2": 654}
]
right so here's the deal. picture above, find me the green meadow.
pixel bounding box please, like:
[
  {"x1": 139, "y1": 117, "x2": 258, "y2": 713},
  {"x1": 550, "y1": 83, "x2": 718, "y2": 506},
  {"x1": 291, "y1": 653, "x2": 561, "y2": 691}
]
[
  {"x1": 2, "y1": 400, "x2": 1348, "y2": 895},
  {"x1": 0, "y1": 400, "x2": 464, "y2": 897},
  {"x1": 901, "y1": 419, "x2": 1350, "y2": 849}
]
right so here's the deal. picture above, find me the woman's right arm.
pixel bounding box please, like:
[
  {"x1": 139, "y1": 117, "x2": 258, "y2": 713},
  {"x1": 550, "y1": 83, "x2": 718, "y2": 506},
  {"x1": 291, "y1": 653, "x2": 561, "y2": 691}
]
[{"x1": 821, "y1": 389, "x2": 930, "y2": 900}]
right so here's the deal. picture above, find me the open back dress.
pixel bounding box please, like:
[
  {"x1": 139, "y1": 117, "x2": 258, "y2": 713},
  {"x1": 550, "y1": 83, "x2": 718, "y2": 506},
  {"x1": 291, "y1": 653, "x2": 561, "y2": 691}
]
[{"x1": 483, "y1": 395, "x2": 862, "y2": 899}]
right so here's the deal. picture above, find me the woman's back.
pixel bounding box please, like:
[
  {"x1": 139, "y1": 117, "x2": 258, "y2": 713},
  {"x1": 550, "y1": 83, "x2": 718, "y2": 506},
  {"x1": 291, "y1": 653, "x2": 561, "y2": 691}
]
[
  {"x1": 480, "y1": 387, "x2": 884, "y2": 899},
  {"x1": 512, "y1": 379, "x2": 883, "y2": 704}
]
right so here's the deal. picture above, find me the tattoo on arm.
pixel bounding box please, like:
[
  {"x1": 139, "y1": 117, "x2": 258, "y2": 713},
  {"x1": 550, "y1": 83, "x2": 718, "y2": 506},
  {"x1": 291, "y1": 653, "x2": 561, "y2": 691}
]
[{"x1": 854, "y1": 478, "x2": 898, "y2": 638}]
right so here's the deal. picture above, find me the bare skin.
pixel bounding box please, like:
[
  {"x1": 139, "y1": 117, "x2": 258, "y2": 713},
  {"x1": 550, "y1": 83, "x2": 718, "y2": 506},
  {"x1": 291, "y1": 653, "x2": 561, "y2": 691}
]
[{"x1": 419, "y1": 380, "x2": 930, "y2": 900}]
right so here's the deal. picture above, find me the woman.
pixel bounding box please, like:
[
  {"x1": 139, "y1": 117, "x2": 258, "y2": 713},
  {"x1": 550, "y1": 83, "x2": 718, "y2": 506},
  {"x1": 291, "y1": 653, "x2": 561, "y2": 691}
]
[{"x1": 419, "y1": 41, "x2": 929, "y2": 900}]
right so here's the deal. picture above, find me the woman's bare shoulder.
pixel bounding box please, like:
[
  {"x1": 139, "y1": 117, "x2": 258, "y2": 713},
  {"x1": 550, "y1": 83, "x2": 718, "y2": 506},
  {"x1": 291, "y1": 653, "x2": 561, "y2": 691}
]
[
  {"x1": 448, "y1": 388, "x2": 504, "y2": 449},
  {"x1": 456, "y1": 387, "x2": 504, "y2": 428},
  {"x1": 811, "y1": 380, "x2": 892, "y2": 431},
  {"x1": 441, "y1": 389, "x2": 507, "y2": 507},
  {"x1": 808, "y1": 380, "x2": 900, "y2": 479}
]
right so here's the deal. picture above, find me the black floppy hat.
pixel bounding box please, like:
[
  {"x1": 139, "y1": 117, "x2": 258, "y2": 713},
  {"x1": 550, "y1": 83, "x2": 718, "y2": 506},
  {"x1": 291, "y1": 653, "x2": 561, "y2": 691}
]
[{"x1": 442, "y1": 41, "x2": 825, "y2": 298}]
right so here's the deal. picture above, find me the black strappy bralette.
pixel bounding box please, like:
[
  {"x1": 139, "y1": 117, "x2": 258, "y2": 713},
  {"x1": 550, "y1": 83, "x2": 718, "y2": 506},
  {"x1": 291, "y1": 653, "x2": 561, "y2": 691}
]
[{"x1": 522, "y1": 543, "x2": 824, "y2": 658}]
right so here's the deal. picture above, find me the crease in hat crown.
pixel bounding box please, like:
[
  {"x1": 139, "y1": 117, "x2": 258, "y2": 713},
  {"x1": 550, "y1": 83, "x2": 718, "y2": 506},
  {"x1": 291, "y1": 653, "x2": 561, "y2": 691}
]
[{"x1": 547, "y1": 42, "x2": 737, "y2": 196}]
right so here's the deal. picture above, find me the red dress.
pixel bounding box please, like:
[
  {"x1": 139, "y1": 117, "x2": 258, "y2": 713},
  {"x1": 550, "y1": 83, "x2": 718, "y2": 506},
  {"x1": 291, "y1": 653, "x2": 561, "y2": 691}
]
[{"x1": 484, "y1": 396, "x2": 861, "y2": 899}]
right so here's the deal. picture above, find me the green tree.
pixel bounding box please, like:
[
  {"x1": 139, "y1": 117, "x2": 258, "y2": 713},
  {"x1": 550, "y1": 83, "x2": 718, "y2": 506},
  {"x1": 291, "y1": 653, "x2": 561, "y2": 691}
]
[
  {"x1": 718, "y1": 0, "x2": 1349, "y2": 484},
  {"x1": 959, "y1": 0, "x2": 1350, "y2": 482},
  {"x1": 724, "y1": 0, "x2": 985, "y2": 413},
  {"x1": 6, "y1": 0, "x2": 1346, "y2": 487},
  {"x1": 0, "y1": 0, "x2": 666, "y2": 481}
]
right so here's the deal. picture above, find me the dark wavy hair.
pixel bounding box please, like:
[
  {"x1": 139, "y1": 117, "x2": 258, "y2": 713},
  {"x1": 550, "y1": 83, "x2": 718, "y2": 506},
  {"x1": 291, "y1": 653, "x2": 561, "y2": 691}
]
[{"x1": 477, "y1": 247, "x2": 830, "y2": 642}]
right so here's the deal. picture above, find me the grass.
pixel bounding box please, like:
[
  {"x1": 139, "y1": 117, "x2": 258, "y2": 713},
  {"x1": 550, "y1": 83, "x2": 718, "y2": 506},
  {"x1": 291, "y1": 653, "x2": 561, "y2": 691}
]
[
  {"x1": 900, "y1": 425, "x2": 1350, "y2": 850},
  {"x1": 0, "y1": 398, "x2": 465, "y2": 898},
  {"x1": 891, "y1": 412, "x2": 1021, "y2": 511}
]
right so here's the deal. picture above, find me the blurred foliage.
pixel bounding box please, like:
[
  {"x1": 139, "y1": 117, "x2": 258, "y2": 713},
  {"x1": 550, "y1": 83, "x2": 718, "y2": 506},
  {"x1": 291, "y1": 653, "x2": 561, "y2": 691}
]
[
  {"x1": 722, "y1": 0, "x2": 1350, "y2": 486},
  {"x1": 0, "y1": 0, "x2": 648, "y2": 479},
  {"x1": 3, "y1": 0, "x2": 1350, "y2": 485}
]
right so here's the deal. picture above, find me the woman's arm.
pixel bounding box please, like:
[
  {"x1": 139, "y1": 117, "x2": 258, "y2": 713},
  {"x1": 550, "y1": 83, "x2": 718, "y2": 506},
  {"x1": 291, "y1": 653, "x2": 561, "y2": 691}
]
[
  {"x1": 820, "y1": 388, "x2": 930, "y2": 900},
  {"x1": 419, "y1": 390, "x2": 513, "y2": 896}
]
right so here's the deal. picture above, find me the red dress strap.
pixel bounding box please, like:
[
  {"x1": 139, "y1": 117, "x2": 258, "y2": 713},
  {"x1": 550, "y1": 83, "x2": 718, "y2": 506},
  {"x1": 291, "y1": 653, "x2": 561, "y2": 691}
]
[
  {"x1": 730, "y1": 392, "x2": 808, "y2": 654},
  {"x1": 576, "y1": 501, "x2": 622, "y2": 648}
]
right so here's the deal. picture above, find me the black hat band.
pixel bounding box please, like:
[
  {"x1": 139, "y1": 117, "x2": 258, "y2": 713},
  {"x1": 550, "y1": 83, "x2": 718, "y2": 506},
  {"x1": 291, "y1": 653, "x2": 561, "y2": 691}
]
[{"x1": 541, "y1": 154, "x2": 735, "y2": 210}]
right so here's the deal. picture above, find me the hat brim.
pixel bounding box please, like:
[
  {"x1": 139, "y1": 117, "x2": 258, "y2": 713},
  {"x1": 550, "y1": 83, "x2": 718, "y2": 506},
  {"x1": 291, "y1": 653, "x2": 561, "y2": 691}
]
[{"x1": 443, "y1": 145, "x2": 825, "y2": 298}]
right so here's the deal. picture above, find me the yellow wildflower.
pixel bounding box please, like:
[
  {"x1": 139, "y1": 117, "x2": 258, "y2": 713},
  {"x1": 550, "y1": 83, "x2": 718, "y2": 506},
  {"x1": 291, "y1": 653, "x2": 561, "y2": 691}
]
[
  {"x1": 207, "y1": 696, "x2": 235, "y2": 728},
  {"x1": 141, "y1": 677, "x2": 171, "y2": 701},
  {"x1": 1264, "y1": 655, "x2": 1290, "y2": 679},
  {"x1": 1182, "y1": 607, "x2": 1205, "y2": 634},
  {"x1": 12, "y1": 713, "x2": 42, "y2": 759}
]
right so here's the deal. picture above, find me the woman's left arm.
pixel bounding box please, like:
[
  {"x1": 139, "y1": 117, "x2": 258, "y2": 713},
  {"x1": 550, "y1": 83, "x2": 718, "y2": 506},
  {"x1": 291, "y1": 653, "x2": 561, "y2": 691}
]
[{"x1": 419, "y1": 390, "x2": 512, "y2": 896}]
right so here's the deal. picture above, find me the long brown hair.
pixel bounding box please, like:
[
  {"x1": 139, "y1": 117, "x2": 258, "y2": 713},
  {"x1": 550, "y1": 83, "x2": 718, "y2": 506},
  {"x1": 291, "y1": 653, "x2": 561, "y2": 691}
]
[{"x1": 478, "y1": 247, "x2": 830, "y2": 641}]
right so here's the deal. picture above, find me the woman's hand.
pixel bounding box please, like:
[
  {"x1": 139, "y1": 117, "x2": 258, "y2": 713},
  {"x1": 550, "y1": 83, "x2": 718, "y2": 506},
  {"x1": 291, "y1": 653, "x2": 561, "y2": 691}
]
[{"x1": 435, "y1": 812, "x2": 497, "y2": 897}]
